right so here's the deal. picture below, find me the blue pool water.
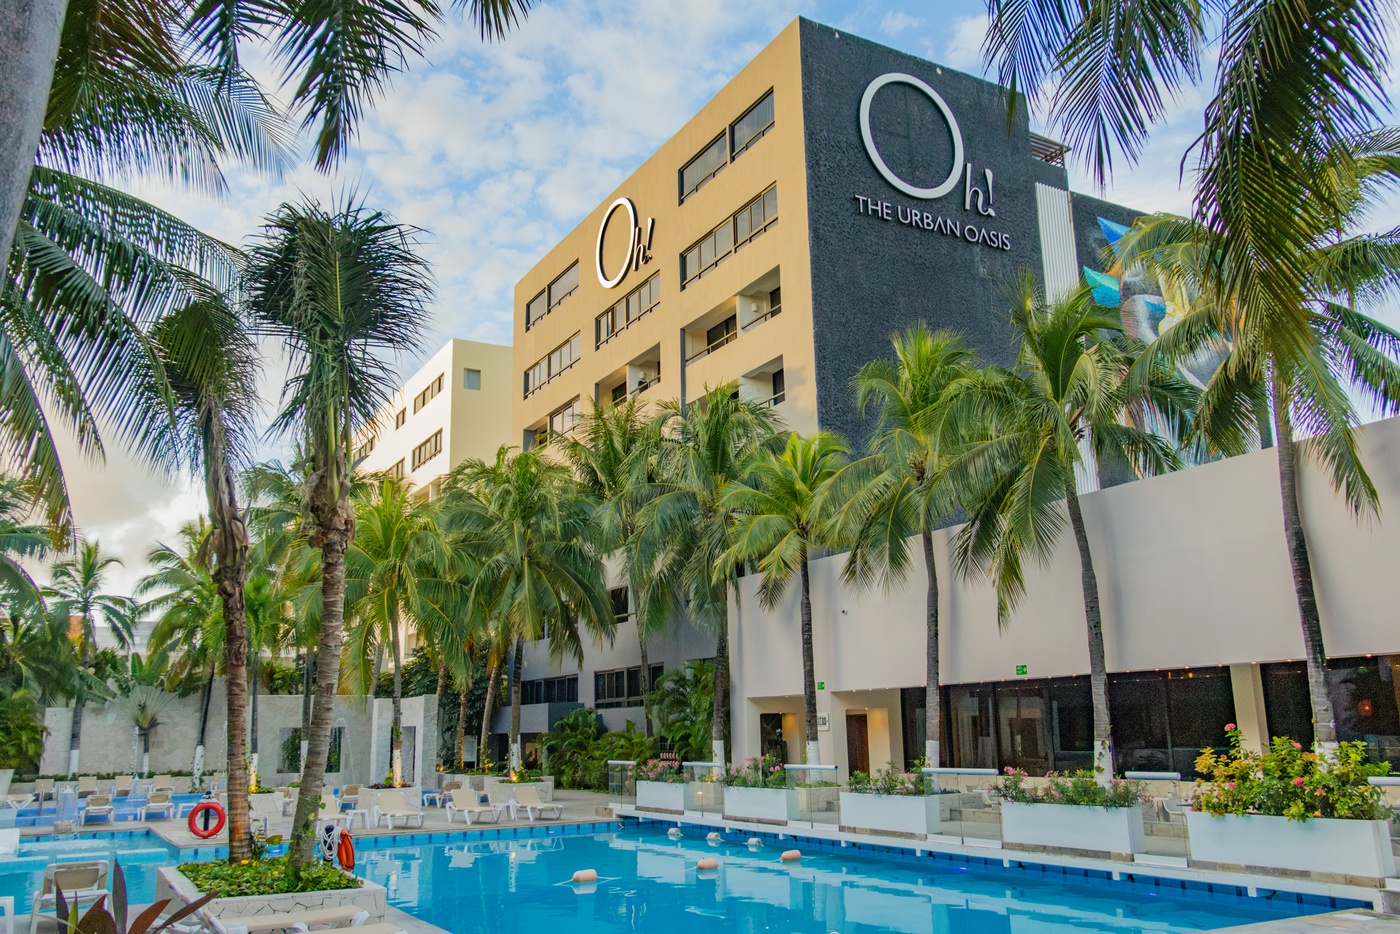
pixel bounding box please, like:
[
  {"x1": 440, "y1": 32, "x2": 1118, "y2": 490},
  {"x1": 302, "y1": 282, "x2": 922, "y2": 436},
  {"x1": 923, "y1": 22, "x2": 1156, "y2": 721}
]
[
  {"x1": 0, "y1": 831, "x2": 182, "y2": 906},
  {"x1": 352, "y1": 824, "x2": 1346, "y2": 934}
]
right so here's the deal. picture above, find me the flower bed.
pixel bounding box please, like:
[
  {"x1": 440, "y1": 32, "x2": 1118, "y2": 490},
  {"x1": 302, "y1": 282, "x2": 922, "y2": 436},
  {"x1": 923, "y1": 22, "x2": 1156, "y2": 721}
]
[
  {"x1": 157, "y1": 864, "x2": 383, "y2": 923},
  {"x1": 992, "y1": 769, "x2": 1149, "y2": 858}
]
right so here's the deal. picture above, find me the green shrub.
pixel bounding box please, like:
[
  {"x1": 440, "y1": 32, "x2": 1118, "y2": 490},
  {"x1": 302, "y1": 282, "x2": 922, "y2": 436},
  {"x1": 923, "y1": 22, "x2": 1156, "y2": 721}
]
[
  {"x1": 993, "y1": 768, "x2": 1147, "y2": 807},
  {"x1": 0, "y1": 691, "x2": 46, "y2": 770},
  {"x1": 635, "y1": 759, "x2": 683, "y2": 783},
  {"x1": 1192, "y1": 727, "x2": 1390, "y2": 822},
  {"x1": 724, "y1": 755, "x2": 786, "y2": 788},
  {"x1": 847, "y1": 763, "x2": 922, "y2": 796},
  {"x1": 178, "y1": 857, "x2": 361, "y2": 897}
]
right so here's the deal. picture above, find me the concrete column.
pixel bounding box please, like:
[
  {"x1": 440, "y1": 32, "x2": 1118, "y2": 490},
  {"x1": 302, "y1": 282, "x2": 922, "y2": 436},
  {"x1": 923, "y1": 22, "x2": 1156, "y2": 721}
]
[{"x1": 1229, "y1": 663, "x2": 1269, "y2": 753}]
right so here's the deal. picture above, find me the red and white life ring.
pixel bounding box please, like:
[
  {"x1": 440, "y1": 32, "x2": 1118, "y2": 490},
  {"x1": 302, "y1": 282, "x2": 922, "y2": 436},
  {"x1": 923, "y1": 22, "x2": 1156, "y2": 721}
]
[
  {"x1": 188, "y1": 800, "x2": 226, "y2": 839},
  {"x1": 337, "y1": 830, "x2": 355, "y2": 871}
]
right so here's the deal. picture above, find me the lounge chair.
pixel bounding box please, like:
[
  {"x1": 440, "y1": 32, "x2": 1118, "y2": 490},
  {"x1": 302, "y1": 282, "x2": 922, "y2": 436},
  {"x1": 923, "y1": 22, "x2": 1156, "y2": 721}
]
[
  {"x1": 249, "y1": 793, "x2": 284, "y2": 835},
  {"x1": 0, "y1": 827, "x2": 19, "y2": 855},
  {"x1": 152, "y1": 775, "x2": 175, "y2": 794},
  {"x1": 374, "y1": 791, "x2": 425, "y2": 829},
  {"x1": 81, "y1": 795, "x2": 115, "y2": 824},
  {"x1": 338, "y1": 785, "x2": 361, "y2": 808},
  {"x1": 139, "y1": 791, "x2": 176, "y2": 821},
  {"x1": 422, "y1": 781, "x2": 460, "y2": 808},
  {"x1": 113, "y1": 775, "x2": 134, "y2": 798},
  {"x1": 317, "y1": 793, "x2": 350, "y2": 830},
  {"x1": 30, "y1": 861, "x2": 109, "y2": 934},
  {"x1": 445, "y1": 789, "x2": 501, "y2": 825},
  {"x1": 1, "y1": 793, "x2": 34, "y2": 812},
  {"x1": 33, "y1": 779, "x2": 54, "y2": 803},
  {"x1": 512, "y1": 786, "x2": 562, "y2": 821},
  {"x1": 74, "y1": 776, "x2": 98, "y2": 798},
  {"x1": 486, "y1": 792, "x2": 517, "y2": 821}
]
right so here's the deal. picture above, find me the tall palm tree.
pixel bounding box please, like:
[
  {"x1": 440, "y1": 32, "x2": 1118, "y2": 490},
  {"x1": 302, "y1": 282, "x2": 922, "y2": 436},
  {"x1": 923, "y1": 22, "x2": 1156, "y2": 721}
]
[
  {"x1": 635, "y1": 386, "x2": 782, "y2": 765},
  {"x1": 245, "y1": 197, "x2": 433, "y2": 867},
  {"x1": 558, "y1": 399, "x2": 661, "y2": 734},
  {"x1": 1109, "y1": 133, "x2": 1400, "y2": 746},
  {"x1": 45, "y1": 540, "x2": 136, "y2": 776},
  {"x1": 721, "y1": 432, "x2": 848, "y2": 765},
  {"x1": 442, "y1": 447, "x2": 614, "y2": 771},
  {"x1": 953, "y1": 286, "x2": 1195, "y2": 781},
  {"x1": 838, "y1": 326, "x2": 983, "y2": 766},
  {"x1": 343, "y1": 475, "x2": 468, "y2": 784}
]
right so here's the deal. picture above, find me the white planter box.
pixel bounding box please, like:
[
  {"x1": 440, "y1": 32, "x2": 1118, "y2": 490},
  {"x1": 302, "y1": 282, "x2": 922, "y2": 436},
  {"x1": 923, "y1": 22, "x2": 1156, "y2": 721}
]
[
  {"x1": 1001, "y1": 801, "x2": 1145, "y2": 857},
  {"x1": 636, "y1": 781, "x2": 686, "y2": 813},
  {"x1": 157, "y1": 868, "x2": 385, "y2": 922},
  {"x1": 723, "y1": 786, "x2": 795, "y2": 824},
  {"x1": 1185, "y1": 811, "x2": 1397, "y2": 879},
  {"x1": 840, "y1": 792, "x2": 953, "y2": 837}
]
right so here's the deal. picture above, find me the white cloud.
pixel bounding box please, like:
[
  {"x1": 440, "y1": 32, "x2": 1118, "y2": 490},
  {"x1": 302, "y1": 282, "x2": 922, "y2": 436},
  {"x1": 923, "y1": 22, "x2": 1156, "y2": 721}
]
[
  {"x1": 879, "y1": 11, "x2": 924, "y2": 36},
  {"x1": 939, "y1": 13, "x2": 989, "y2": 72}
]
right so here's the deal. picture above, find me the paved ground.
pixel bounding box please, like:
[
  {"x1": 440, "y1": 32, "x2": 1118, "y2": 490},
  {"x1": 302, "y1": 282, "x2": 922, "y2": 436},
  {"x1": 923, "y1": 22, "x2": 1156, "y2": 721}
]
[{"x1": 1216, "y1": 910, "x2": 1400, "y2": 932}]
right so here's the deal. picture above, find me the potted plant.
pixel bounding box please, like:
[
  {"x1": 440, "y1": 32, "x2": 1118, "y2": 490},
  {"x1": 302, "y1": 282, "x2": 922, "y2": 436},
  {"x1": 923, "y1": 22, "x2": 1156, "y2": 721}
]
[
  {"x1": 635, "y1": 760, "x2": 687, "y2": 813},
  {"x1": 722, "y1": 756, "x2": 793, "y2": 824},
  {"x1": 839, "y1": 763, "x2": 954, "y2": 838},
  {"x1": 994, "y1": 768, "x2": 1149, "y2": 858},
  {"x1": 1186, "y1": 726, "x2": 1395, "y2": 880},
  {"x1": 0, "y1": 692, "x2": 46, "y2": 797}
]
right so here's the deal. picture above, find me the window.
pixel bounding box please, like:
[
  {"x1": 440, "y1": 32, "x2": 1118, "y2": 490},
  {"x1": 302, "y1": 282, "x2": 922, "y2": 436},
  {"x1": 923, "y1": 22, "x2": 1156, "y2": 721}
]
[
  {"x1": 464, "y1": 368, "x2": 481, "y2": 391},
  {"x1": 610, "y1": 382, "x2": 627, "y2": 404},
  {"x1": 395, "y1": 409, "x2": 407, "y2": 429},
  {"x1": 595, "y1": 664, "x2": 665, "y2": 708},
  {"x1": 279, "y1": 726, "x2": 343, "y2": 773},
  {"x1": 521, "y1": 675, "x2": 579, "y2": 706},
  {"x1": 354, "y1": 435, "x2": 376, "y2": 460},
  {"x1": 549, "y1": 263, "x2": 579, "y2": 311},
  {"x1": 523, "y1": 332, "x2": 582, "y2": 398},
  {"x1": 547, "y1": 398, "x2": 582, "y2": 439},
  {"x1": 731, "y1": 90, "x2": 775, "y2": 156},
  {"x1": 610, "y1": 587, "x2": 630, "y2": 621},
  {"x1": 412, "y1": 430, "x2": 442, "y2": 470},
  {"x1": 681, "y1": 134, "x2": 727, "y2": 202},
  {"x1": 390, "y1": 459, "x2": 405, "y2": 479},
  {"x1": 595, "y1": 273, "x2": 660, "y2": 347},
  {"x1": 526, "y1": 290, "x2": 548, "y2": 329},
  {"x1": 681, "y1": 185, "x2": 777, "y2": 286},
  {"x1": 769, "y1": 368, "x2": 785, "y2": 406},
  {"x1": 413, "y1": 373, "x2": 444, "y2": 412}
]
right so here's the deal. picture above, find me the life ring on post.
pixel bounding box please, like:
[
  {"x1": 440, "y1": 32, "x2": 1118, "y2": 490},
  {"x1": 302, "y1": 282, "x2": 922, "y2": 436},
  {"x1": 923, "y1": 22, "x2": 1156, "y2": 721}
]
[
  {"x1": 188, "y1": 800, "x2": 226, "y2": 839},
  {"x1": 337, "y1": 830, "x2": 355, "y2": 871}
]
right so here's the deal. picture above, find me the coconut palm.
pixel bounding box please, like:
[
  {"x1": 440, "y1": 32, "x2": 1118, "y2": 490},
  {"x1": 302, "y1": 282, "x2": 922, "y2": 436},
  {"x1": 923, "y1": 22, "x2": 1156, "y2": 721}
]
[
  {"x1": 558, "y1": 399, "x2": 662, "y2": 734},
  {"x1": 245, "y1": 197, "x2": 433, "y2": 867},
  {"x1": 635, "y1": 386, "x2": 783, "y2": 765},
  {"x1": 442, "y1": 447, "x2": 614, "y2": 771},
  {"x1": 0, "y1": 605, "x2": 74, "y2": 706},
  {"x1": 720, "y1": 432, "x2": 848, "y2": 765},
  {"x1": 838, "y1": 326, "x2": 984, "y2": 766},
  {"x1": 45, "y1": 540, "x2": 137, "y2": 776},
  {"x1": 952, "y1": 285, "x2": 1197, "y2": 780},
  {"x1": 343, "y1": 475, "x2": 468, "y2": 784}
]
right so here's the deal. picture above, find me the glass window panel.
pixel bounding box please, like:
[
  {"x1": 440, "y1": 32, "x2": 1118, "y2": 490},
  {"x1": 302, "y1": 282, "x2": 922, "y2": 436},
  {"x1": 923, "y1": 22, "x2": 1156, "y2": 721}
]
[
  {"x1": 763, "y1": 187, "x2": 777, "y2": 219},
  {"x1": 997, "y1": 682, "x2": 1052, "y2": 774},
  {"x1": 715, "y1": 222, "x2": 733, "y2": 256},
  {"x1": 549, "y1": 263, "x2": 579, "y2": 308},
  {"x1": 464, "y1": 368, "x2": 481, "y2": 390},
  {"x1": 699, "y1": 237, "x2": 714, "y2": 268},
  {"x1": 732, "y1": 91, "x2": 775, "y2": 155},
  {"x1": 526, "y1": 291, "x2": 547, "y2": 327},
  {"x1": 626, "y1": 291, "x2": 639, "y2": 321},
  {"x1": 681, "y1": 134, "x2": 727, "y2": 199},
  {"x1": 735, "y1": 210, "x2": 751, "y2": 242}
]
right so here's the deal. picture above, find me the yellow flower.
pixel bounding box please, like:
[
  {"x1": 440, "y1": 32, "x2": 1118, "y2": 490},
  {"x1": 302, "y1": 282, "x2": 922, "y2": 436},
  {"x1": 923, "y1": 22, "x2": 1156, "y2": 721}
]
[{"x1": 240, "y1": 860, "x2": 249, "y2": 866}]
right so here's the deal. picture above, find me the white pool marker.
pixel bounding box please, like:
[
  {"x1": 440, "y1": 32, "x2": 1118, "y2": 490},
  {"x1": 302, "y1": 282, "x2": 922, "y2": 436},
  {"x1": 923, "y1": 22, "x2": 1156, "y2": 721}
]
[{"x1": 781, "y1": 850, "x2": 802, "y2": 862}]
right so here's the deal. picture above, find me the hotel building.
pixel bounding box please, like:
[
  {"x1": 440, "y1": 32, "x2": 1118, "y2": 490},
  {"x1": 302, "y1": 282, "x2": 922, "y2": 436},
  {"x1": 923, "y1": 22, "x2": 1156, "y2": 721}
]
[{"x1": 502, "y1": 18, "x2": 1400, "y2": 777}]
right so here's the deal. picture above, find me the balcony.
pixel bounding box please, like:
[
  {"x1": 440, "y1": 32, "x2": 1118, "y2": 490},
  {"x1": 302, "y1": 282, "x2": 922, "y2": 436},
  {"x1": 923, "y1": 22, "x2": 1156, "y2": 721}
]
[{"x1": 598, "y1": 344, "x2": 662, "y2": 407}]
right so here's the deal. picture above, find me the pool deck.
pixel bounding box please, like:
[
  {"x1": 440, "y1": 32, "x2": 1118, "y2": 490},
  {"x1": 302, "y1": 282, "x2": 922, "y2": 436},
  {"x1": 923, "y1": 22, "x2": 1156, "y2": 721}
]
[{"x1": 1217, "y1": 909, "x2": 1400, "y2": 932}]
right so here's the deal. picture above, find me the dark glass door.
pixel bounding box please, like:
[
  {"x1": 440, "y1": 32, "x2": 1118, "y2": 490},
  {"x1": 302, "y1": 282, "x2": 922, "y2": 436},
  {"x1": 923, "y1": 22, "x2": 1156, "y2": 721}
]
[
  {"x1": 996, "y1": 683, "x2": 1051, "y2": 773},
  {"x1": 846, "y1": 713, "x2": 870, "y2": 774}
]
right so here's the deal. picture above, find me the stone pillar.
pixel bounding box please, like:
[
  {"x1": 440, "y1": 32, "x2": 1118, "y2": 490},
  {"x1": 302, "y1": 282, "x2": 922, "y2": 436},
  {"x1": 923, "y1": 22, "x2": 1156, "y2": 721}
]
[{"x1": 1229, "y1": 663, "x2": 1269, "y2": 753}]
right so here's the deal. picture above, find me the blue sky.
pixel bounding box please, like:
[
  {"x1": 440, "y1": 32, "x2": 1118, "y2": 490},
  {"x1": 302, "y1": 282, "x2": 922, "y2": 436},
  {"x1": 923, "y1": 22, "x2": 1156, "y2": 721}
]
[{"x1": 77, "y1": 1, "x2": 1398, "y2": 594}]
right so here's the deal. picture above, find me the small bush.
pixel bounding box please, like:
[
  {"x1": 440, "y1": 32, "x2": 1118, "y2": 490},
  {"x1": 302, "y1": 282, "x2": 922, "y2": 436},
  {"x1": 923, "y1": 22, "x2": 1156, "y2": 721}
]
[
  {"x1": 724, "y1": 755, "x2": 786, "y2": 788},
  {"x1": 178, "y1": 857, "x2": 361, "y2": 897},
  {"x1": 635, "y1": 759, "x2": 683, "y2": 783},
  {"x1": 992, "y1": 768, "x2": 1148, "y2": 807},
  {"x1": 847, "y1": 763, "x2": 923, "y2": 796}
]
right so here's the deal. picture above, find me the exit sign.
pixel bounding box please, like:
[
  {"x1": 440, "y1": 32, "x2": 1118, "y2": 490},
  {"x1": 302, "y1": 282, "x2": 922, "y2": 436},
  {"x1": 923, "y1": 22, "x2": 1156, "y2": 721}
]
[
  {"x1": 816, "y1": 681, "x2": 826, "y2": 690},
  {"x1": 1015, "y1": 664, "x2": 1028, "y2": 676}
]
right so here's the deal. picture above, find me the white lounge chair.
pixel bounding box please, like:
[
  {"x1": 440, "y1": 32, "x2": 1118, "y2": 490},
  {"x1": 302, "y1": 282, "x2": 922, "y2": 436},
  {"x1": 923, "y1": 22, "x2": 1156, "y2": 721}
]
[
  {"x1": 445, "y1": 789, "x2": 500, "y2": 825},
  {"x1": 30, "y1": 861, "x2": 108, "y2": 934},
  {"x1": 374, "y1": 791, "x2": 425, "y2": 829},
  {"x1": 317, "y1": 792, "x2": 350, "y2": 830},
  {"x1": 152, "y1": 775, "x2": 175, "y2": 794},
  {"x1": 139, "y1": 791, "x2": 176, "y2": 821},
  {"x1": 74, "y1": 776, "x2": 98, "y2": 798},
  {"x1": 421, "y1": 782, "x2": 459, "y2": 808},
  {"x1": 249, "y1": 793, "x2": 284, "y2": 834},
  {"x1": 338, "y1": 785, "x2": 361, "y2": 808},
  {"x1": 81, "y1": 795, "x2": 115, "y2": 824},
  {"x1": 1, "y1": 794, "x2": 34, "y2": 812},
  {"x1": 32, "y1": 779, "x2": 54, "y2": 803},
  {"x1": 486, "y1": 792, "x2": 518, "y2": 821},
  {"x1": 113, "y1": 775, "x2": 134, "y2": 798},
  {"x1": 512, "y1": 786, "x2": 562, "y2": 821}
]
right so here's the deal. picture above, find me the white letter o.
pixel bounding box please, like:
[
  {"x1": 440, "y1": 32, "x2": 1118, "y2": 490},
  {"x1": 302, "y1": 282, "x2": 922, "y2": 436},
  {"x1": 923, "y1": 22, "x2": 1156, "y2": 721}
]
[
  {"x1": 596, "y1": 198, "x2": 639, "y2": 289},
  {"x1": 859, "y1": 73, "x2": 964, "y2": 200}
]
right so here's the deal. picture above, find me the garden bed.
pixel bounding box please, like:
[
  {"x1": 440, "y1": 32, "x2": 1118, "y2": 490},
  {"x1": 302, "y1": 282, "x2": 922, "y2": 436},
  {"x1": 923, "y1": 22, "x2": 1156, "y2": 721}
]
[
  {"x1": 1185, "y1": 812, "x2": 1396, "y2": 880},
  {"x1": 723, "y1": 786, "x2": 793, "y2": 824},
  {"x1": 1001, "y1": 801, "x2": 1146, "y2": 858},
  {"x1": 839, "y1": 791, "x2": 954, "y2": 838},
  {"x1": 158, "y1": 863, "x2": 383, "y2": 922}
]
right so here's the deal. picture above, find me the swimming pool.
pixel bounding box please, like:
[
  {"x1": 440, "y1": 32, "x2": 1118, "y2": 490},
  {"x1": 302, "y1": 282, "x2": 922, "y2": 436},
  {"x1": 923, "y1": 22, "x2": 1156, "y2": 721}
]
[
  {"x1": 0, "y1": 831, "x2": 182, "y2": 907},
  {"x1": 352, "y1": 822, "x2": 1352, "y2": 934}
]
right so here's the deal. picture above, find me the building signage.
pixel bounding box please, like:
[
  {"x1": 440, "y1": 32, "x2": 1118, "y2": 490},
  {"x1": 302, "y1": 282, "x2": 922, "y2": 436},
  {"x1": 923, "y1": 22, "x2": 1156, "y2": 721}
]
[
  {"x1": 1015, "y1": 664, "x2": 1029, "y2": 676},
  {"x1": 816, "y1": 712, "x2": 831, "y2": 732},
  {"x1": 595, "y1": 197, "x2": 655, "y2": 289},
  {"x1": 855, "y1": 72, "x2": 1008, "y2": 251}
]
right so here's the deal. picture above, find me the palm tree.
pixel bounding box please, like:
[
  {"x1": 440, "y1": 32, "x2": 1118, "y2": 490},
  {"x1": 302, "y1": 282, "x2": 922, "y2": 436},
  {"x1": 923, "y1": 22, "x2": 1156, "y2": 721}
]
[
  {"x1": 1109, "y1": 134, "x2": 1400, "y2": 746},
  {"x1": 343, "y1": 475, "x2": 468, "y2": 784},
  {"x1": 649, "y1": 660, "x2": 715, "y2": 763},
  {"x1": 45, "y1": 540, "x2": 137, "y2": 776},
  {"x1": 952, "y1": 286, "x2": 1195, "y2": 781},
  {"x1": 721, "y1": 432, "x2": 848, "y2": 765},
  {"x1": 558, "y1": 399, "x2": 661, "y2": 734},
  {"x1": 635, "y1": 386, "x2": 782, "y2": 765},
  {"x1": 245, "y1": 197, "x2": 433, "y2": 868},
  {"x1": 442, "y1": 447, "x2": 614, "y2": 771},
  {"x1": 839, "y1": 326, "x2": 983, "y2": 766}
]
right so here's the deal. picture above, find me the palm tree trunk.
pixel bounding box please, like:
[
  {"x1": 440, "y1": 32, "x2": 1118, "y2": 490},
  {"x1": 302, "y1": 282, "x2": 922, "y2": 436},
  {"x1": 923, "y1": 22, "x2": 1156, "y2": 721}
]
[
  {"x1": 0, "y1": 0, "x2": 65, "y2": 277},
  {"x1": 250, "y1": 655, "x2": 260, "y2": 757},
  {"x1": 454, "y1": 680, "x2": 469, "y2": 769},
  {"x1": 435, "y1": 661, "x2": 448, "y2": 771},
  {"x1": 1063, "y1": 475, "x2": 1114, "y2": 784},
  {"x1": 194, "y1": 661, "x2": 214, "y2": 779},
  {"x1": 288, "y1": 527, "x2": 350, "y2": 869},
  {"x1": 478, "y1": 660, "x2": 501, "y2": 767},
  {"x1": 921, "y1": 530, "x2": 942, "y2": 769},
  {"x1": 300, "y1": 650, "x2": 313, "y2": 734},
  {"x1": 634, "y1": 586, "x2": 652, "y2": 738},
  {"x1": 508, "y1": 636, "x2": 524, "y2": 771},
  {"x1": 1271, "y1": 377, "x2": 1337, "y2": 746},
  {"x1": 68, "y1": 630, "x2": 93, "y2": 776},
  {"x1": 799, "y1": 555, "x2": 820, "y2": 765},
  {"x1": 388, "y1": 605, "x2": 404, "y2": 784},
  {"x1": 710, "y1": 614, "x2": 729, "y2": 768},
  {"x1": 371, "y1": 644, "x2": 384, "y2": 692}
]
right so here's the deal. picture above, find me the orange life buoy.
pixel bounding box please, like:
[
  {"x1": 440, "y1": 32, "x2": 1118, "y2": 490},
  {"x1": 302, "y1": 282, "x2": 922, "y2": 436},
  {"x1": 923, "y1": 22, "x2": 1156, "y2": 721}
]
[
  {"x1": 188, "y1": 800, "x2": 226, "y2": 839},
  {"x1": 337, "y1": 829, "x2": 355, "y2": 871}
]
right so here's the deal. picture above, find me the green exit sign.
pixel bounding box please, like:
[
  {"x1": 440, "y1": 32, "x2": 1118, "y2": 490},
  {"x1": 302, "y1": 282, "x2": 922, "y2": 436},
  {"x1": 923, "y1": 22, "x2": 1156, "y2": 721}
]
[
  {"x1": 1015, "y1": 664, "x2": 1028, "y2": 676},
  {"x1": 816, "y1": 681, "x2": 825, "y2": 690}
]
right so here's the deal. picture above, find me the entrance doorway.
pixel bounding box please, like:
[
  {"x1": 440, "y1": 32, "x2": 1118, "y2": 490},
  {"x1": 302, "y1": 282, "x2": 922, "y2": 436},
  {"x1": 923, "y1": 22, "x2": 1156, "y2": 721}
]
[
  {"x1": 759, "y1": 713, "x2": 786, "y2": 762},
  {"x1": 846, "y1": 713, "x2": 870, "y2": 774}
]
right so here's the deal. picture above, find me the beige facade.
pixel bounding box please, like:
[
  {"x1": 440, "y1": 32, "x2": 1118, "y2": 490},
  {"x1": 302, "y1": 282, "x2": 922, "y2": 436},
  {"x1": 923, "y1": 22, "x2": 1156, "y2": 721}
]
[
  {"x1": 356, "y1": 338, "x2": 513, "y2": 498},
  {"x1": 512, "y1": 20, "x2": 815, "y2": 445}
]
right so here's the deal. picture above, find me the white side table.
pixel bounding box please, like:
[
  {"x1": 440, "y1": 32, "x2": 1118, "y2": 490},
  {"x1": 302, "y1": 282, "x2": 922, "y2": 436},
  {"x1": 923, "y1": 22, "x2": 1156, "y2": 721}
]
[
  {"x1": 0, "y1": 894, "x2": 15, "y2": 934},
  {"x1": 344, "y1": 808, "x2": 370, "y2": 829}
]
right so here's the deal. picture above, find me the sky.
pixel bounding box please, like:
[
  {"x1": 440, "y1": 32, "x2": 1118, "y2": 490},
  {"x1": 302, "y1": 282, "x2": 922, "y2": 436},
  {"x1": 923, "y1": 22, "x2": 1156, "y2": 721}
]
[{"x1": 57, "y1": 0, "x2": 1399, "y2": 600}]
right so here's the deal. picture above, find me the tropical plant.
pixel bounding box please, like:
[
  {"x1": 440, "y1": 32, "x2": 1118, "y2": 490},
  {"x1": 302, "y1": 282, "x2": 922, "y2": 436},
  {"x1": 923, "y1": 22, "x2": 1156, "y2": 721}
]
[
  {"x1": 442, "y1": 446, "x2": 614, "y2": 771},
  {"x1": 245, "y1": 196, "x2": 434, "y2": 868},
  {"x1": 721, "y1": 432, "x2": 848, "y2": 765},
  {"x1": 992, "y1": 768, "x2": 1148, "y2": 808},
  {"x1": 0, "y1": 690, "x2": 47, "y2": 770},
  {"x1": 636, "y1": 385, "x2": 783, "y2": 765},
  {"x1": 116, "y1": 685, "x2": 177, "y2": 775},
  {"x1": 723, "y1": 755, "x2": 787, "y2": 789},
  {"x1": 648, "y1": 659, "x2": 715, "y2": 764},
  {"x1": 46, "y1": 540, "x2": 137, "y2": 776},
  {"x1": 0, "y1": 606, "x2": 75, "y2": 705},
  {"x1": 953, "y1": 285, "x2": 1196, "y2": 783},
  {"x1": 847, "y1": 763, "x2": 923, "y2": 797},
  {"x1": 839, "y1": 325, "x2": 985, "y2": 767},
  {"x1": 539, "y1": 708, "x2": 606, "y2": 790}
]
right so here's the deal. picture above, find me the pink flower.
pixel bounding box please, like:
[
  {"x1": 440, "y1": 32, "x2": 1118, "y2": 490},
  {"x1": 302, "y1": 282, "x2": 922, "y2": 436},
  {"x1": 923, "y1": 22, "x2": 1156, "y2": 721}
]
[
  {"x1": 1225, "y1": 723, "x2": 1236, "y2": 732},
  {"x1": 1226, "y1": 782, "x2": 1236, "y2": 790},
  {"x1": 1293, "y1": 777, "x2": 1305, "y2": 786},
  {"x1": 1292, "y1": 741, "x2": 1302, "y2": 750},
  {"x1": 1004, "y1": 766, "x2": 1015, "y2": 774}
]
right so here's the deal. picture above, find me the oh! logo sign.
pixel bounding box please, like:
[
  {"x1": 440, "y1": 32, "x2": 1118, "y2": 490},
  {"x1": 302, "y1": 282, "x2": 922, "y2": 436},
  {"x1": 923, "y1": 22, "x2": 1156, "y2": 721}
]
[{"x1": 595, "y1": 197, "x2": 656, "y2": 289}]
